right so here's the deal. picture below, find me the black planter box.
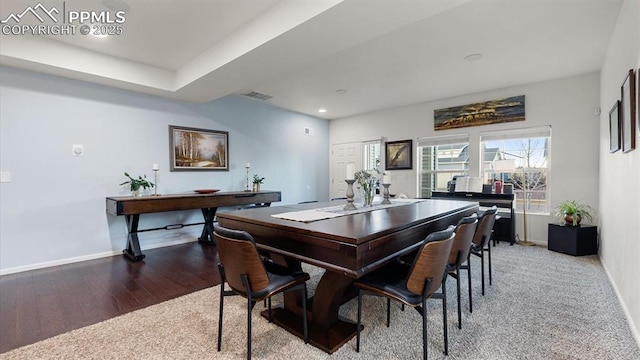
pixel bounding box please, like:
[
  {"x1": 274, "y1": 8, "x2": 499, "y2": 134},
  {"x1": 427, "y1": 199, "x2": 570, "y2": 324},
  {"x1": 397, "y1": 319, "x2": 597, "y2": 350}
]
[{"x1": 547, "y1": 224, "x2": 597, "y2": 256}]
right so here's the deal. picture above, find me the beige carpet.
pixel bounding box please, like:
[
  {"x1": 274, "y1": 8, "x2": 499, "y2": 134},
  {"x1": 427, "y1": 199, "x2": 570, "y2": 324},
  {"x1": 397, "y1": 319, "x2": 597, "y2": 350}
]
[{"x1": 2, "y1": 245, "x2": 639, "y2": 360}]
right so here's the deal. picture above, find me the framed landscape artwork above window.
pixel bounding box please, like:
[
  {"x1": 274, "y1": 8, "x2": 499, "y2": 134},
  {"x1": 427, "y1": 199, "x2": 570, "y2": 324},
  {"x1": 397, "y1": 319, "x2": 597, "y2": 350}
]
[{"x1": 169, "y1": 125, "x2": 229, "y2": 171}]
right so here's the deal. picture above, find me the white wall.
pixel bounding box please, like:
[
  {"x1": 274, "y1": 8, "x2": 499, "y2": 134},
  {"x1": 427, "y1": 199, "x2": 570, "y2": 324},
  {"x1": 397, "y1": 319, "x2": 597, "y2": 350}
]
[
  {"x1": 330, "y1": 73, "x2": 601, "y2": 244},
  {"x1": 0, "y1": 66, "x2": 329, "y2": 274},
  {"x1": 599, "y1": 0, "x2": 640, "y2": 344}
]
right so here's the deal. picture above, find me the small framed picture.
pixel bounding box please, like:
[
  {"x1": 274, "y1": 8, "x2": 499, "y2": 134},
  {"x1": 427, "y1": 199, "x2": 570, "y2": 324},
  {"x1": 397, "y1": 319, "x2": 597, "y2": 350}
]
[
  {"x1": 609, "y1": 101, "x2": 620, "y2": 153},
  {"x1": 385, "y1": 140, "x2": 413, "y2": 170},
  {"x1": 621, "y1": 69, "x2": 636, "y2": 153},
  {"x1": 169, "y1": 125, "x2": 229, "y2": 171}
]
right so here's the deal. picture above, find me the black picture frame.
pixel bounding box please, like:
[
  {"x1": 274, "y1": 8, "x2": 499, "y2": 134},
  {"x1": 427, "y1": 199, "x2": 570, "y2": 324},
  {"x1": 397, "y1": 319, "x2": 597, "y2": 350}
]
[
  {"x1": 609, "y1": 101, "x2": 620, "y2": 153},
  {"x1": 169, "y1": 125, "x2": 229, "y2": 171},
  {"x1": 385, "y1": 139, "x2": 413, "y2": 170},
  {"x1": 621, "y1": 69, "x2": 636, "y2": 153}
]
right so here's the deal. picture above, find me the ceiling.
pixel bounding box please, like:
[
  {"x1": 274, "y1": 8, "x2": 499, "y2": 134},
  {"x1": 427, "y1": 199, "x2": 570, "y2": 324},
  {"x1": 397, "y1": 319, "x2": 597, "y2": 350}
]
[{"x1": 0, "y1": 0, "x2": 623, "y2": 119}]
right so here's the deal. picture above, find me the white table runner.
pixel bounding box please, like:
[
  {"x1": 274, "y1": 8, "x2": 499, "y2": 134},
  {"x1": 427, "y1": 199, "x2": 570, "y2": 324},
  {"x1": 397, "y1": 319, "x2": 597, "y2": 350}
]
[{"x1": 271, "y1": 199, "x2": 424, "y2": 222}]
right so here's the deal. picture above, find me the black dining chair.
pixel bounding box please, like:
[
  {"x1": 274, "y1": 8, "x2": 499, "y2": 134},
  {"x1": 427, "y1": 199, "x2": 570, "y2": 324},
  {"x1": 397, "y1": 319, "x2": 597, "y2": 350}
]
[
  {"x1": 214, "y1": 224, "x2": 310, "y2": 360},
  {"x1": 353, "y1": 226, "x2": 455, "y2": 360},
  {"x1": 469, "y1": 206, "x2": 498, "y2": 297},
  {"x1": 445, "y1": 214, "x2": 478, "y2": 329}
]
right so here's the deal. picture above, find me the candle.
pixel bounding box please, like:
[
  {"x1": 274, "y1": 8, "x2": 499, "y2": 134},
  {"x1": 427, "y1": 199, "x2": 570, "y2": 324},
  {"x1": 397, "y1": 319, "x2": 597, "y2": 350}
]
[
  {"x1": 245, "y1": 162, "x2": 251, "y2": 168},
  {"x1": 346, "y1": 163, "x2": 355, "y2": 180},
  {"x1": 152, "y1": 163, "x2": 159, "y2": 171},
  {"x1": 383, "y1": 172, "x2": 391, "y2": 184}
]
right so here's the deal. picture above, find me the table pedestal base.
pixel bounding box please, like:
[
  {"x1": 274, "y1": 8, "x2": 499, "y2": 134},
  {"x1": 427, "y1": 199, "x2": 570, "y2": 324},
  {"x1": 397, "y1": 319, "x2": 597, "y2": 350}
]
[{"x1": 260, "y1": 308, "x2": 360, "y2": 354}]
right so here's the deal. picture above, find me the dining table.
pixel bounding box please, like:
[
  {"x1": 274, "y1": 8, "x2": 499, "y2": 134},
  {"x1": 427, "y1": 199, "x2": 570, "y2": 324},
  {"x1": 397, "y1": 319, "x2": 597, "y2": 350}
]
[{"x1": 215, "y1": 198, "x2": 478, "y2": 353}]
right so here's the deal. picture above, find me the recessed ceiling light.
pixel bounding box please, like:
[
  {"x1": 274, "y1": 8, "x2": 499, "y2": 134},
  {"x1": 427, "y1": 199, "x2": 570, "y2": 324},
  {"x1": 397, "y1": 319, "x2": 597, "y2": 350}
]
[
  {"x1": 318, "y1": 108, "x2": 327, "y2": 113},
  {"x1": 464, "y1": 53, "x2": 482, "y2": 62}
]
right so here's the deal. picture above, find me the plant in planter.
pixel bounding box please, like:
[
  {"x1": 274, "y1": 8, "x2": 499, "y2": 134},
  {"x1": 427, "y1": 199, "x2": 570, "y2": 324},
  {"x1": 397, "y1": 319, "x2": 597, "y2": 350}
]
[
  {"x1": 553, "y1": 200, "x2": 595, "y2": 226},
  {"x1": 120, "y1": 172, "x2": 155, "y2": 196},
  {"x1": 252, "y1": 174, "x2": 265, "y2": 192}
]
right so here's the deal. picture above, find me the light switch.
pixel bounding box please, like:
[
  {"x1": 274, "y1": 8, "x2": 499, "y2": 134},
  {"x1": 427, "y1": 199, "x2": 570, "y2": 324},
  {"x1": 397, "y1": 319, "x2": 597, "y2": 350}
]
[
  {"x1": 72, "y1": 144, "x2": 84, "y2": 156},
  {"x1": 0, "y1": 171, "x2": 10, "y2": 183}
]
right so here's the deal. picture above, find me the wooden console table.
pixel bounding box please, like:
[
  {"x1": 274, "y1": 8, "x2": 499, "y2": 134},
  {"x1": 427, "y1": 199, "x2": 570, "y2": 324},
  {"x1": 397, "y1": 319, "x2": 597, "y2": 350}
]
[
  {"x1": 431, "y1": 191, "x2": 516, "y2": 245},
  {"x1": 106, "y1": 191, "x2": 281, "y2": 261}
]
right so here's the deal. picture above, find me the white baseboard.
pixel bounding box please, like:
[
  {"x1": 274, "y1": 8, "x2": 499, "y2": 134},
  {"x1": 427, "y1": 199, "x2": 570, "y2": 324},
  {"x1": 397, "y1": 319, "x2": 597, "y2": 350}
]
[
  {"x1": 0, "y1": 237, "x2": 198, "y2": 276},
  {"x1": 601, "y1": 260, "x2": 640, "y2": 348}
]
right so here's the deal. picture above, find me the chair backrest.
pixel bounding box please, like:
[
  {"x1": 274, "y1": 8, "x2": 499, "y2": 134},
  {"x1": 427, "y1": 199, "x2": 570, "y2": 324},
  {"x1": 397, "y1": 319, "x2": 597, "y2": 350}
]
[
  {"x1": 214, "y1": 224, "x2": 269, "y2": 293},
  {"x1": 472, "y1": 206, "x2": 498, "y2": 247},
  {"x1": 448, "y1": 213, "x2": 478, "y2": 265},
  {"x1": 406, "y1": 226, "x2": 455, "y2": 297}
]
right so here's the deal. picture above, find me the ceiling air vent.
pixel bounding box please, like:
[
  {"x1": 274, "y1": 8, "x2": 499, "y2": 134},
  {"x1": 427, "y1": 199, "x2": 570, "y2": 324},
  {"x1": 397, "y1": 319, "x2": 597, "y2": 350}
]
[{"x1": 240, "y1": 91, "x2": 273, "y2": 101}]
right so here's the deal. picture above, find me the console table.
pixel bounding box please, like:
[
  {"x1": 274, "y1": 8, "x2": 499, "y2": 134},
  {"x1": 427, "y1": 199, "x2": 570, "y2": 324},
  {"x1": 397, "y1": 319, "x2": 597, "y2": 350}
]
[
  {"x1": 106, "y1": 191, "x2": 281, "y2": 261},
  {"x1": 431, "y1": 191, "x2": 516, "y2": 245}
]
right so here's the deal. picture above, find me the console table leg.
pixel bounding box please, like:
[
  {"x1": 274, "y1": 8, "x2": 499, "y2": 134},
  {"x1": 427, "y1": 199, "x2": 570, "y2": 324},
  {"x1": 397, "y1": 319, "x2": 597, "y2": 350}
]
[
  {"x1": 123, "y1": 215, "x2": 145, "y2": 261},
  {"x1": 198, "y1": 207, "x2": 218, "y2": 245}
]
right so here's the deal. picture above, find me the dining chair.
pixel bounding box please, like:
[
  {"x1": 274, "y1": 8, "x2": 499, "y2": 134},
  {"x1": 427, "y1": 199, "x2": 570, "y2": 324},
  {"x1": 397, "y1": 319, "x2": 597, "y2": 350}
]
[
  {"x1": 353, "y1": 226, "x2": 455, "y2": 360},
  {"x1": 214, "y1": 224, "x2": 310, "y2": 360},
  {"x1": 469, "y1": 206, "x2": 498, "y2": 297},
  {"x1": 445, "y1": 213, "x2": 478, "y2": 329}
]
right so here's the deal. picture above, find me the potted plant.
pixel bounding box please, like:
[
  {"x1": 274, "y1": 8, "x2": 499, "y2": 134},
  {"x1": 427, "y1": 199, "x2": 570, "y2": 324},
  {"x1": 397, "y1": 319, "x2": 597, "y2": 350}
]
[
  {"x1": 120, "y1": 172, "x2": 155, "y2": 197},
  {"x1": 553, "y1": 200, "x2": 595, "y2": 226},
  {"x1": 252, "y1": 174, "x2": 265, "y2": 192}
]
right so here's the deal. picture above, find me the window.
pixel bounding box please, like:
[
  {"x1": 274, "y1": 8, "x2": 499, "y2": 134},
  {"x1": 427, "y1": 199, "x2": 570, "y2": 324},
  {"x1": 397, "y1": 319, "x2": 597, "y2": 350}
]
[
  {"x1": 363, "y1": 140, "x2": 381, "y2": 172},
  {"x1": 417, "y1": 135, "x2": 470, "y2": 197},
  {"x1": 480, "y1": 126, "x2": 551, "y2": 214}
]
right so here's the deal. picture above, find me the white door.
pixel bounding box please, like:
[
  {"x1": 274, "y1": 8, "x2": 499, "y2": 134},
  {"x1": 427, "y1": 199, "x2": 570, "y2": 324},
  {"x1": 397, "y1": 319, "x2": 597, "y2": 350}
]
[{"x1": 330, "y1": 142, "x2": 362, "y2": 200}]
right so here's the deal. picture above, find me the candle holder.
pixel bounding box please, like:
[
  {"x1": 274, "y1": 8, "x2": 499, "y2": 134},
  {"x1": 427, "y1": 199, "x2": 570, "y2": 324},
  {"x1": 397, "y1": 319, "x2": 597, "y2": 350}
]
[
  {"x1": 381, "y1": 183, "x2": 391, "y2": 205},
  {"x1": 343, "y1": 179, "x2": 357, "y2": 211},
  {"x1": 152, "y1": 169, "x2": 159, "y2": 196},
  {"x1": 244, "y1": 164, "x2": 251, "y2": 192}
]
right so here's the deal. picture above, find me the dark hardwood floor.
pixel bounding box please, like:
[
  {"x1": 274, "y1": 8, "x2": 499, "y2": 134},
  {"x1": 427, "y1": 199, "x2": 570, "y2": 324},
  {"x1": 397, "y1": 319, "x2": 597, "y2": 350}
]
[{"x1": 0, "y1": 242, "x2": 221, "y2": 354}]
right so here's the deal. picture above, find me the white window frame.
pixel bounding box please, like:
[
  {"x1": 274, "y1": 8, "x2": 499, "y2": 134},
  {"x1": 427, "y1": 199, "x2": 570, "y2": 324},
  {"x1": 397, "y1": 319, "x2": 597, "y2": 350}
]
[
  {"x1": 480, "y1": 126, "x2": 552, "y2": 214},
  {"x1": 417, "y1": 134, "x2": 470, "y2": 197}
]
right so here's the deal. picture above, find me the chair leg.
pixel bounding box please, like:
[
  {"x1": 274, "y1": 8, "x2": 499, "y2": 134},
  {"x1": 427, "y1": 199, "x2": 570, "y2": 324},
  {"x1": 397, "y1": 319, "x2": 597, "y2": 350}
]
[
  {"x1": 246, "y1": 294, "x2": 252, "y2": 360},
  {"x1": 241, "y1": 274, "x2": 252, "y2": 360},
  {"x1": 455, "y1": 267, "x2": 462, "y2": 329},
  {"x1": 488, "y1": 243, "x2": 492, "y2": 286},
  {"x1": 217, "y1": 280, "x2": 225, "y2": 351},
  {"x1": 467, "y1": 255, "x2": 473, "y2": 313},
  {"x1": 302, "y1": 284, "x2": 308, "y2": 344},
  {"x1": 386, "y1": 298, "x2": 391, "y2": 327},
  {"x1": 442, "y1": 278, "x2": 449, "y2": 356},
  {"x1": 267, "y1": 297, "x2": 272, "y2": 322},
  {"x1": 422, "y1": 295, "x2": 428, "y2": 360},
  {"x1": 480, "y1": 248, "x2": 486, "y2": 296},
  {"x1": 356, "y1": 290, "x2": 362, "y2": 353}
]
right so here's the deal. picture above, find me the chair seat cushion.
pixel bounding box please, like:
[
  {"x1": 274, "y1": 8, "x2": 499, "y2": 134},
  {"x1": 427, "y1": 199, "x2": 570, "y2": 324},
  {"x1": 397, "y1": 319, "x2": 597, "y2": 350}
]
[{"x1": 353, "y1": 262, "x2": 422, "y2": 306}]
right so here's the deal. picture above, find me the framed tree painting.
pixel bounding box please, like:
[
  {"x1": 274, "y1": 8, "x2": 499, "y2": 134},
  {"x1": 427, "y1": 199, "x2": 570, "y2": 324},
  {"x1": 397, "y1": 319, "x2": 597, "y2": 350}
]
[
  {"x1": 609, "y1": 101, "x2": 620, "y2": 153},
  {"x1": 621, "y1": 69, "x2": 636, "y2": 153},
  {"x1": 169, "y1": 125, "x2": 229, "y2": 171},
  {"x1": 385, "y1": 140, "x2": 413, "y2": 170}
]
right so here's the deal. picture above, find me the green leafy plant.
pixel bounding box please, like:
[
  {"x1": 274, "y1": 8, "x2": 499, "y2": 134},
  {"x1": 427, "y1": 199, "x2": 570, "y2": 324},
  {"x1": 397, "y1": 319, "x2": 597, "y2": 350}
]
[
  {"x1": 553, "y1": 200, "x2": 595, "y2": 226},
  {"x1": 252, "y1": 174, "x2": 265, "y2": 185},
  {"x1": 119, "y1": 172, "x2": 155, "y2": 192}
]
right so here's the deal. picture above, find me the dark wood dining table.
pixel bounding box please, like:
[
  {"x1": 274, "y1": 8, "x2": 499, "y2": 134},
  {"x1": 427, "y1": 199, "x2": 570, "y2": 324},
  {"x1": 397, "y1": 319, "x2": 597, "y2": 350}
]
[{"x1": 216, "y1": 199, "x2": 478, "y2": 353}]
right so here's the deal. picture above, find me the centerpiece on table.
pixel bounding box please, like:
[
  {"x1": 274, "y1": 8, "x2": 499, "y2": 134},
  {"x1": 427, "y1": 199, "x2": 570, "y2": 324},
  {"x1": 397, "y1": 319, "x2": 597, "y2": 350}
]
[{"x1": 354, "y1": 169, "x2": 380, "y2": 206}]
